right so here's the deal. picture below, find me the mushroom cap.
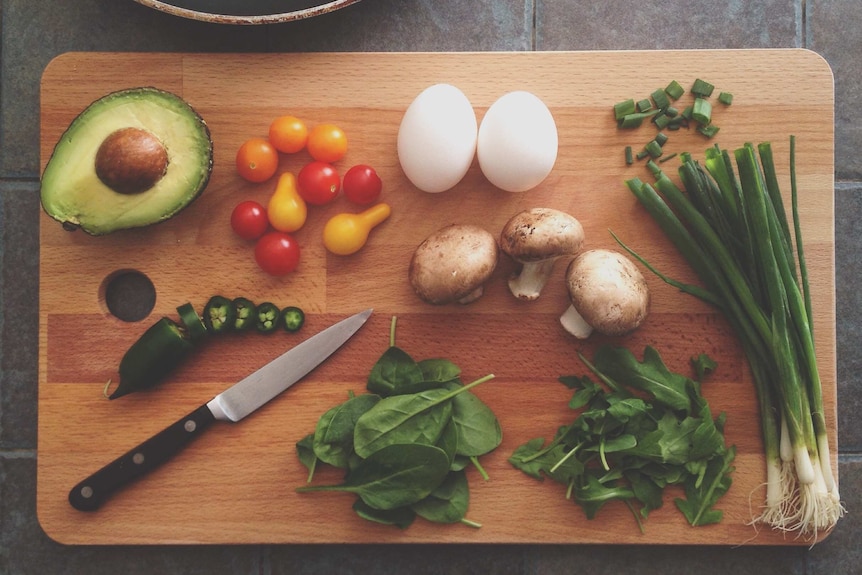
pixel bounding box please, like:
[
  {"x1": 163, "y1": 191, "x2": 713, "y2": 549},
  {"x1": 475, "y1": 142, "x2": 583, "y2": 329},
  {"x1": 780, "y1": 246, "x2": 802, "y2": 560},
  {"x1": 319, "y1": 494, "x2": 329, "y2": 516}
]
[
  {"x1": 565, "y1": 249, "x2": 650, "y2": 336},
  {"x1": 409, "y1": 224, "x2": 499, "y2": 305},
  {"x1": 500, "y1": 207, "x2": 585, "y2": 263}
]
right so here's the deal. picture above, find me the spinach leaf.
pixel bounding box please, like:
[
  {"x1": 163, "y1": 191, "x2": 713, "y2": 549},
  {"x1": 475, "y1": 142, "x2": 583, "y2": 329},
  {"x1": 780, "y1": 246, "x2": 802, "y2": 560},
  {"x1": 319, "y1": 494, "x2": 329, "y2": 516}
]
[
  {"x1": 418, "y1": 358, "x2": 461, "y2": 385},
  {"x1": 295, "y1": 433, "x2": 318, "y2": 483},
  {"x1": 353, "y1": 390, "x2": 454, "y2": 458},
  {"x1": 366, "y1": 346, "x2": 428, "y2": 397},
  {"x1": 297, "y1": 443, "x2": 450, "y2": 510},
  {"x1": 354, "y1": 377, "x2": 492, "y2": 459},
  {"x1": 353, "y1": 498, "x2": 416, "y2": 529},
  {"x1": 437, "y1": 419, "x2": 459, "y2": 465},
  {"x1": 410, "y1": 470, "x2": 470, "y2": 524},
  {"x1": 445, "y1": 382, "x2": 502, "y2": 457},
  {"x1": 313, "y1": 393, "x2": 381, "y2": 468}
]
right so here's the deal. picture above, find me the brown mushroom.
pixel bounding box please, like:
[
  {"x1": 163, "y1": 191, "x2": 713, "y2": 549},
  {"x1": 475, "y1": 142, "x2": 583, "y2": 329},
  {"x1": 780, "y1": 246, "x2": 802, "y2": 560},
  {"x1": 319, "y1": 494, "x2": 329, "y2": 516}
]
[
  {"x1": 560, "y1": 249, "x2": 650, "y2": 338},
  {"x1": 500, "y1": 207, "x2": 585, "y2": 300},
  {"x1": 409, "y1": 224, "x2": 499, "y2": 305}
]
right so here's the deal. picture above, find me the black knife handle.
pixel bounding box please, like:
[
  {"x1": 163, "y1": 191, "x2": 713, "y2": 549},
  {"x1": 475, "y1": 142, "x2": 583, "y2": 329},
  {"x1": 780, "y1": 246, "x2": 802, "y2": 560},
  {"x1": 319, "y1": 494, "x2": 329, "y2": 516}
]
[{"x1": 69, "y1": 403, "x2": 216, "y2": 512}]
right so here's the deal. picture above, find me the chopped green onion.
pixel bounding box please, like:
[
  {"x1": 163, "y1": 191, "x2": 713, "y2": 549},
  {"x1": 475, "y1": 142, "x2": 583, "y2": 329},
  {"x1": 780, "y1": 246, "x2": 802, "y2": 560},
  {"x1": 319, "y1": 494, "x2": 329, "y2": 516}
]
[
  {"x1": 625, "y1": 145, "x2": 634, "y2": 165},
  {"x1": 718, "y1": 91, "x2": 734, "y2": 105},
  {"x1": 636, "y1": 98, "x2": 652, "y2": 112},
  {"x1": 691, "y1": 78, "x2": 715, "y2": 97},
  {"x1": 618, "y1": 109, "x2": 661, "y2": 129},
  {"x1": 645, "y1": 139, "x2": 663, "y2": 158},
  {"x1": 665, "y1": 80, "x2": 685, "y2": 100},
  {"x1": 659, "y1": 153, "x2": 678, "y2": 163},
  {"x1": 655, "y1": 132, "x2": 669, "y2": 147},
  {"x1": 665, "y1": 106, "x2": 679, "y2": 117},
  {"x1": 682, "y1": 105, "x2": 693, "y2": 120},
  {"x1": 692, "y1": 97, "x2": 712, "y2": 125},
  {"x1": 697, "y1": 124, "x2": 720, "y2": 138},
  {"x1": 651, "y1": 88, "x2": 670, "y2": 110},
  {"x1": 636, "y1": 149, "x2": 649, "y2": 160},
  {"x1": 653, "y1": 113, "x2": 671, "y2": 130},
  {"x1": 614, "y1": 99, "x2": 636, "y2": 120}
]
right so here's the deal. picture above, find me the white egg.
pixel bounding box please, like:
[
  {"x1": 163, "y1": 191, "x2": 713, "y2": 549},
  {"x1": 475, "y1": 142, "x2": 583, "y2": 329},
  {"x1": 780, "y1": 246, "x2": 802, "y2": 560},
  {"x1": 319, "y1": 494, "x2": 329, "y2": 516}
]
[
  {"x1": 477, "y1": 91, "x2": 558, "y2": 192},
  {"x1": 397, "y1": 84, "x2": 478, "y2": 193}
]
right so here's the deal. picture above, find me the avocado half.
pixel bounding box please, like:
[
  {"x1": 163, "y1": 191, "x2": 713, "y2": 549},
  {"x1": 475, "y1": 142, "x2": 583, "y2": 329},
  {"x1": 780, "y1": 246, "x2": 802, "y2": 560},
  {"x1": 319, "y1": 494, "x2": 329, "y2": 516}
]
[{"x1": 41, "y1": 87, "x2": 213, "y2": 235}]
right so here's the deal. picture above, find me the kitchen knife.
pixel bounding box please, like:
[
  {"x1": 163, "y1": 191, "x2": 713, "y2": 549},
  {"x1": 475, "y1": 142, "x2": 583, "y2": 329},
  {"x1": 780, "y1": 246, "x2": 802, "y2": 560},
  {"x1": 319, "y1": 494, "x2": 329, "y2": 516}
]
[{"x1": 68, "y1": 308, "x2": 372, "y2": 512}]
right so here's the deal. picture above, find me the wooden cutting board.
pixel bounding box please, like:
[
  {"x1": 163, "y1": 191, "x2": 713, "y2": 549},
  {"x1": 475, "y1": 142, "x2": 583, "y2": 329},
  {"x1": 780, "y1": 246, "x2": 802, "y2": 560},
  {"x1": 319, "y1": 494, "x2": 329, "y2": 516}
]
[{"x1": 38, "y1": 50, "x2": 836, "y2": 545}]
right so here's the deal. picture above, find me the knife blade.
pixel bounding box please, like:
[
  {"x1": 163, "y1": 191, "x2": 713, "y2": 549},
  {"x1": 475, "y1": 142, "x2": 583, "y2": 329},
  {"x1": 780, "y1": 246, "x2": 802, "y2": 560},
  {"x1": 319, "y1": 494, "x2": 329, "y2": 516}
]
[{"x1": 68, "y1": 308, "x2": 372, "y2": 512}]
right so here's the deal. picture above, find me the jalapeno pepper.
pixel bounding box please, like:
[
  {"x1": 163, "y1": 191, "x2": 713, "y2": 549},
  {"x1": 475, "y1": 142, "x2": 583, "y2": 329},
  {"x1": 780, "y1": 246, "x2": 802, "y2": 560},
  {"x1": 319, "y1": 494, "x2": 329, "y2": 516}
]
[
  {"x1": 281, "y1": 306, "x2": 305, "y2": 332},
  {"x1": 109, "y1": 317, "x2": 195, "y2": 399},
  {"x1": 232, "y1": 297, "x2": 257, "y2": 331},
  {"x1": 177, "y1": 302, "x2": 207, "y2": 341},
  {"x1": 255, "y1": 302, "x2": 281, "y2": 334},
  {"x1": 203, "y1": 295, "x2": 236, "y2": 333}
]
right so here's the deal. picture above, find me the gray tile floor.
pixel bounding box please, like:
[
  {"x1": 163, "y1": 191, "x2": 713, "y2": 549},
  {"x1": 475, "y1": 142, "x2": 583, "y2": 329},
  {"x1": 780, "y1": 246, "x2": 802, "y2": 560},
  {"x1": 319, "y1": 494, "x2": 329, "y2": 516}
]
[{"x1": 2, "y1": 0, "x2": 861, "y2": 573}]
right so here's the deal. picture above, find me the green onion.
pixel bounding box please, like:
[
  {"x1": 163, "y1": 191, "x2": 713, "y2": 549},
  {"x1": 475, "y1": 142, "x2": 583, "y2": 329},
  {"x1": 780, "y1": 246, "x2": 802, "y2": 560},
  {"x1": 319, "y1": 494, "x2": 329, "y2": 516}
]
[
  {"x1": 692, "y1": 97, "x2": 712, "y2": 125},
  {"x1": 691, "y1": 78, "x2": 715, "y2": 97},
  {"x1": 614, "y1": 99, "x2": 636, "y2": 120},
  {"x1": 645, "y1": 139, "x2": 663, "y2": 158},
  {"x1": 651, "y1": 88, "x2": 670, "y2": 110},
  {"x1": 698, "y1": 124, "x2": 720, "y2": 138},
  {"x1": 625, "y1": 145, "x2": 634, "y2": 165},
  {"x1": 618, "y1": 109, "x2": 661, "y2": 129},
  {"x1": 718, "y1": 91, "x2": 734, "y2": 105},
  {"x1": 637, "y1": 98, "x2": 653, "y2": 112},
  {"x1": 665, "y1": 80, "x2": 685, "y2": 100},
  {"x1": 617, "y1": 138, "x2": 844, "y2": 539}
]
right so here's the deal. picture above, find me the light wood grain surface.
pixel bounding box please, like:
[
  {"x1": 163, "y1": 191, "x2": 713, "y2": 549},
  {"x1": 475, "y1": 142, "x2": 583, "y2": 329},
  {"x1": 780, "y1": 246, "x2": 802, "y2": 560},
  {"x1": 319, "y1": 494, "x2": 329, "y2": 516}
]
[{"x1": 38, "y1": 50, "x2": 835, "y2": 545}]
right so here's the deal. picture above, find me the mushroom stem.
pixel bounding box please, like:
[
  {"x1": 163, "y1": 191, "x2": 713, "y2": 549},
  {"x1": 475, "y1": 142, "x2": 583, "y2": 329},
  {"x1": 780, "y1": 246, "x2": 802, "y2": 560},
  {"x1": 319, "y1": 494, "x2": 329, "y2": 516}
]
[
  {"x1": 559, "y1": 304, "x2": 594, "y2": 339},
  {"x1": 509, "y1": 258, "x2": 560, "y2": 301}
]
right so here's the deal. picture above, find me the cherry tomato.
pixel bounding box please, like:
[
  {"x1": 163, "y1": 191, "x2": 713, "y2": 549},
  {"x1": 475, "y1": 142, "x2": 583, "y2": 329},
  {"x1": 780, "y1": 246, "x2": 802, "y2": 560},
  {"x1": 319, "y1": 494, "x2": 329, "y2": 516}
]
[
  {"x1": 297, "y1": 161, "x2": 341, "y2": 206},
  {"x1": 230, "y1": 200, "x2": 269, "y2": 240},
  {"x1": 342, "y1": 164, "x2": 383, "y2": 205},
  {"x1": 236, "y1": 137, "x2": 279, "y2": 183},
  {"x1": 307, "y1": 123, "x2": 348, "y2": 163},
  {"x1": 254, "y1": 231, "x2": 301, "y2": 276},
  {"x1": 269, "y1": 115, "x2": 308, "y2": 154}
]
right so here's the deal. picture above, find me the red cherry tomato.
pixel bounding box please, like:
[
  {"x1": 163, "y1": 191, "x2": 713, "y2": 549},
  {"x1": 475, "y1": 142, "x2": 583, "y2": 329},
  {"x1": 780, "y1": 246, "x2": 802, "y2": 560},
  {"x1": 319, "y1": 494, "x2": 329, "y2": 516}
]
[
  {"x1": 297, "y1": 161, "x2": 341, "y2": 206},
  {"x1": 342, "y1": 164, "x2": 383, "y2": 205},
  {"x1": 254, "y1": 231, "x2": 301, "y2": 276},
  {"x1": 230, "y1": 200, "x2": 269, "y2": 240}
]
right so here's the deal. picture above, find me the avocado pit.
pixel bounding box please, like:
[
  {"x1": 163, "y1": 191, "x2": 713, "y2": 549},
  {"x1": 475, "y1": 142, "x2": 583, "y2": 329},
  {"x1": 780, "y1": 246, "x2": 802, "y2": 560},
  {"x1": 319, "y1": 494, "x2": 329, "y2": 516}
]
[{"x1": 95, "y1": 127, "x2": 169, "y2": 194}]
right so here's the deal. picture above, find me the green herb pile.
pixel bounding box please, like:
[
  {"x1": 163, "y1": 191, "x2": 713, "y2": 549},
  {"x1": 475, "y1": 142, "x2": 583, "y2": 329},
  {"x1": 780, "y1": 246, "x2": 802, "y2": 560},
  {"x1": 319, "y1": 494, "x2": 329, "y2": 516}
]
[
  {"x1": 295, "y1": 317, "x2": 500, "y2": 529},
  {"x1": 509, "y1": 345, "x2": 735, "y2": 530}
]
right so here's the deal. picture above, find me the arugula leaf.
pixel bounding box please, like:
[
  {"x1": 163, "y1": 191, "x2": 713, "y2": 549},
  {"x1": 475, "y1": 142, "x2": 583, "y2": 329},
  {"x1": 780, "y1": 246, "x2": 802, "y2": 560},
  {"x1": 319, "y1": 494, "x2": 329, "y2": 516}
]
[
  {"x1": 674, "y1": 446, "x2": 736, "y2": 526},
  {"x1": 594, "y1": 346, "x2": 694, "y2": 413},
  {"x1": 510, "y1": 345, "x2": 735, "y2": 530}
]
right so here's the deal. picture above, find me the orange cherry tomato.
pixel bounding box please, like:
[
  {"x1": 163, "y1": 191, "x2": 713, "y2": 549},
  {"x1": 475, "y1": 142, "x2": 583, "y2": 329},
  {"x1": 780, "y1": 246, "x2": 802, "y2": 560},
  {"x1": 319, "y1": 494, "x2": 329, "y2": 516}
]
[
  {"x1": 236, "y1": 137, "x2": 279, "y2": 183},
  {"x1": 268, "y1": 115, "x2": 308, "y2": 154},
  {"x1": 307, "y1": 123, "x2": 348, "y2": 163}
]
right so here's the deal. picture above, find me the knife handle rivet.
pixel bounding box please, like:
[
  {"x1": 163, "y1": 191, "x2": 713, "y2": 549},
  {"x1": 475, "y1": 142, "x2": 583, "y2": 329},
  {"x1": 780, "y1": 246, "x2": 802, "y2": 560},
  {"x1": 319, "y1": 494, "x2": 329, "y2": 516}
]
[
  {"x1": 184, "y1": 420, "x2": 197, "y2": 433},
  {"x1": 133, "y1": 452, "x2": 145, "y2": 465},
  {"x1": 80, "y1": 486, "x2": 93, "y2": 499}
]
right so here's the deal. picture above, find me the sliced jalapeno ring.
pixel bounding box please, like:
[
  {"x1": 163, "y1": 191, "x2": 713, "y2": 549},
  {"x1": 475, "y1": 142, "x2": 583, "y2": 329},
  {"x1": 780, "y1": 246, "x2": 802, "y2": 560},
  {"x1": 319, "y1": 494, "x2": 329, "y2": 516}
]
[
  {"x1": 203, "y1": 295, "x2": 236, "y2": 334},
  {"x1": 177, "y1": 302, "x2": 207, "y2": 341},
  {"x1": 281, "y1": 306, "x2": 305, "y2": 332},
  {"x1": 255, "y1": 302, "x2": 281, "y2": 334},
  {"x1": 110, "y1": 317, "x2": 194, "y2": 399},
  {"x1": 232, "y1": 297, "x2": 257, "y2": 331}
]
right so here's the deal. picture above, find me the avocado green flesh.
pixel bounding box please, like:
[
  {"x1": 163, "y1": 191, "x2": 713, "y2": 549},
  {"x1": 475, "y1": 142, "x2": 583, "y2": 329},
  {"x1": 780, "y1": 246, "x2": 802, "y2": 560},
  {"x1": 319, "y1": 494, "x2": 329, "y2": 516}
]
[{"x1": 41, "y1": 88, "x2": 213, "y2": 235}]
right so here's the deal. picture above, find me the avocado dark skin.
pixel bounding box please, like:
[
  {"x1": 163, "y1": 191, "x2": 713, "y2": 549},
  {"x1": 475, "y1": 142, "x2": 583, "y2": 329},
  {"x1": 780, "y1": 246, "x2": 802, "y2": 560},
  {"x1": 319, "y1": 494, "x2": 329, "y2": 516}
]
[{"x1": 40, "y1": 87, "x2": 213, "y2": 236}]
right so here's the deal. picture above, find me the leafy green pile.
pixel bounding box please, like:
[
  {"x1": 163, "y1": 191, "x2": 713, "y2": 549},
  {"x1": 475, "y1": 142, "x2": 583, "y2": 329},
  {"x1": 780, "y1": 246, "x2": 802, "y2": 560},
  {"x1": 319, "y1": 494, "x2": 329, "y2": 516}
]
[
  {"x1": 295, "y1": 318, "x2": 500, "y2": 529},
  {"x1": 509, "y1": 345, "x2": 736, "y2": 530}
]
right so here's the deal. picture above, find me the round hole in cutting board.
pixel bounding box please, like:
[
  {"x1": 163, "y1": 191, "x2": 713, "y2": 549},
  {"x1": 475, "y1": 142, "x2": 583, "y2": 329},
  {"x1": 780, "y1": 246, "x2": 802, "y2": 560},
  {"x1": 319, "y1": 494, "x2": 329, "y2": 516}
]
[{"x1": 101, "y1": 270, "x2": 157, "y2": 322}]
